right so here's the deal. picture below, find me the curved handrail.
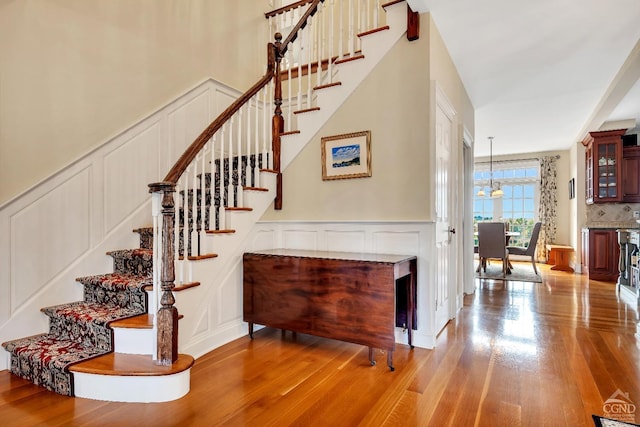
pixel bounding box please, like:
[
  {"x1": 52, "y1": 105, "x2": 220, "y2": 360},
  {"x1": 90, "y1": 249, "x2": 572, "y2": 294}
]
[
  {"x1": 265, "y1": 0, "x2": 314, "y2": 19},
  {"x1": 156, "y1": 71, "x2": 275, "y2": 187},
  {"x1": 279, "y1": 0, "x2": 322, "y2": 57}
]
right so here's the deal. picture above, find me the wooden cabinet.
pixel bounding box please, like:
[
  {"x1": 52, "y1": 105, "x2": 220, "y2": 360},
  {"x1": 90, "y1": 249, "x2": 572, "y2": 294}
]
[
  {"x1": 243, "y1": 249, "x2": 417, "y2": 371},
  {"x1": 622, "y1": 146, "x2": 640, "y2": 202},
  {"x1": 582, "y1": 228, "x2": 620, "y2": 282},
  {"x1": 583, "y1": 129, "x2": 625, "y2": 204}
]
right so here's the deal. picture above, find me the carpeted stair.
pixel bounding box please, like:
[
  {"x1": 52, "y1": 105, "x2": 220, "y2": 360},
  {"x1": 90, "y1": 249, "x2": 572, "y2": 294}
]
[
  {"x1": 0, "y1": 154, "x2": 253, "y2": 397},
  {"x1": 1, "y1": 229, "x2": 154, "y2": 396}
]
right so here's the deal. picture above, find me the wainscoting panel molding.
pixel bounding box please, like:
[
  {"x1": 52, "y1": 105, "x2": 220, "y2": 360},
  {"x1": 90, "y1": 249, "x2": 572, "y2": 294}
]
[
  {"x1": 10, "y1": 168, "x2": 91, "y2": 313},
  {"x1": 103, "y1": 121, "x2": 161, "y2": 233},
  {"x1": 0, "y1": 78, "x2": 242, "y2": 371}
]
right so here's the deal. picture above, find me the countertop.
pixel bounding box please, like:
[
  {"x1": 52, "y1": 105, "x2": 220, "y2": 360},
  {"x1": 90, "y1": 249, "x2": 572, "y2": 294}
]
[{"x1": 583, "y1": 221, "x2": 640, "y2": 230}]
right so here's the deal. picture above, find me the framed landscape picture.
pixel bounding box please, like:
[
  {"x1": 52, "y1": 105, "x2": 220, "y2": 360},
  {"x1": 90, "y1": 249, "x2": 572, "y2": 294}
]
[{"x1": 321, "y1": 130, "x2": 372, "y2": 180}]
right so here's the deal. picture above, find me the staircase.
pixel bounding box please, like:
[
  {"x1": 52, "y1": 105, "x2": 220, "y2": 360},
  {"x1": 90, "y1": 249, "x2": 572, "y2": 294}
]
[{"x1": 1, "y1": 0, "x2": 409, "y2": 402}]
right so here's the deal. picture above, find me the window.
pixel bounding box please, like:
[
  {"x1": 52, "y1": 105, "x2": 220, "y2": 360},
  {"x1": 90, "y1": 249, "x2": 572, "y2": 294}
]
[{"x1": 473, "y1": 160, "x2": 539, "y2": 248}]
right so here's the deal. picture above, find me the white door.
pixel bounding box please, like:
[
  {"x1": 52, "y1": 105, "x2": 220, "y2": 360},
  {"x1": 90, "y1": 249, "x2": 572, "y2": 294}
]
[{"x1": 434, "y1": 87, "x2": 457, "y2": 334}]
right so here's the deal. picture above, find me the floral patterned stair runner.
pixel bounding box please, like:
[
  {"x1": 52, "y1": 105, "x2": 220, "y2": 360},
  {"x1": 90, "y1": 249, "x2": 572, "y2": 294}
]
[{"x1": 1, "y1": 231, "x2": 153, "y2": 396}]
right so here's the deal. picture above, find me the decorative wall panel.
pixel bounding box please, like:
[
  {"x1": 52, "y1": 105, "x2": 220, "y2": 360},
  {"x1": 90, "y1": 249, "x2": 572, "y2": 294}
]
[
  {"x1": 104, "y1": 122, "x2": 161, "y2": 232},
  {"x1": 10, "y1": 168, "x2": 91, "y2": 312}
]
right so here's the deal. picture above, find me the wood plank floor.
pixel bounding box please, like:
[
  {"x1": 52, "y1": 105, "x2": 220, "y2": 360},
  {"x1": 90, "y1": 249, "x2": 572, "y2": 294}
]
[{"x1": 1, "y1": 263, "x2": 638, "y2": 426}]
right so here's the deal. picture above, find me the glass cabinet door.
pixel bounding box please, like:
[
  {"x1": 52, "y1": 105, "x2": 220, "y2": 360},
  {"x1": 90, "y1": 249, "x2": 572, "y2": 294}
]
[
  {"x1": 587, "y1": 129, "x2": 624, "y2": 203},
  {"x1": 597, "y1": 142, "x2": 617, "y2": 198}
]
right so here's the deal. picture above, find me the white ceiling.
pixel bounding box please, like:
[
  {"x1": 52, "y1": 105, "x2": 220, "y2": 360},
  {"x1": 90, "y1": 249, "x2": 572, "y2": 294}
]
[{"x1": 407, "y1": 0, "x2": 640, "y2": 157}]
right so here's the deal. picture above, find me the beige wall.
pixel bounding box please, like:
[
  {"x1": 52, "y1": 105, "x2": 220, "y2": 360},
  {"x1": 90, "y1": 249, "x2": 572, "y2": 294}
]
[
  {"x1": 0, "y1": 0, "x2": 267, "y2": 205},
  {"x1": 262, "y1": 14, "x2": 473, "y2": 221}
]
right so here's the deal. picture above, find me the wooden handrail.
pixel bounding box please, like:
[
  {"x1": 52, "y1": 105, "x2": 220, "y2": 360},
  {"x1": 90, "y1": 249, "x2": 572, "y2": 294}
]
[
  {"x1": 158, "y1": 72, "x2": 275, "y2": 186},
  {"x1": 265, "y1": 0, "x2": 314, "y2": 18},
  {"x1": 279, "y1": 0, "x2": 323, "y2": 57}
]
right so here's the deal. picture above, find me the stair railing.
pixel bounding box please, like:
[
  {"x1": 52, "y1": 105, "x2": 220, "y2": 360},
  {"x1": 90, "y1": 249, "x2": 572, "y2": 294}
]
[{"x1": 149, "y1": 0, "x2": 391, "y2": 365}]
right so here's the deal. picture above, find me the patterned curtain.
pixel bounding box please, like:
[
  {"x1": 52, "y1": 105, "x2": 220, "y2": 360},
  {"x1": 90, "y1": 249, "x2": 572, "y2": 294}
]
[{"x1": 538, "y1": 156, "x2": 558, "y2": 261}]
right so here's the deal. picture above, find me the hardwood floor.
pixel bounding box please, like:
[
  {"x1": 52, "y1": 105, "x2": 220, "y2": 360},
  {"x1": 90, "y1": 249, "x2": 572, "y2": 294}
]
[{"x1": 1, "y1": 263, "x2": 638, "y2": 426}]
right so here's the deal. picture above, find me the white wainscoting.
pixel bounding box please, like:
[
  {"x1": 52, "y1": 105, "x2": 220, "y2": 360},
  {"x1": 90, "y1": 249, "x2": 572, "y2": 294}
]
[
  {"x1": 244, "y1": 220, "x2": 438, "y2": 349},
  {"x1": 0, "y1": 78, "x2": 242, "y2": 371}
]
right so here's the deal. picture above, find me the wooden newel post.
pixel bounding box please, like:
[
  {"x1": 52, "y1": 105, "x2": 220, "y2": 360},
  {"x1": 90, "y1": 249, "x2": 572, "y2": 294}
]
[
  {"x1": 148, "y1": 181, "x2": 179, "y2": 365},
  {"x1": 272, "y1": 32, "x2": 284, "y2": 210}
]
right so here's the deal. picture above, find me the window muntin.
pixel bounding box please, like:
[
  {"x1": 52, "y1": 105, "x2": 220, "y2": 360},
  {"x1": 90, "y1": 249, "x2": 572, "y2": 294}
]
[{"x1": 473, "y1": 161, "x2": 539, "y2": 248}]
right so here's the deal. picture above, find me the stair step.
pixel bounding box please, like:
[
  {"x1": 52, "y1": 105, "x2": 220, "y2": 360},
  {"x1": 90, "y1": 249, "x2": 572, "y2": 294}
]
[
  {"x1": 180, "y1": 253, "x2": 218, "y2": 261},
  {"x1": 357, "y1": 25, "x2": 390, "y2": 38},
  {"x1": 77, "y1": 273, "x2": 152, "y2": 291},
  {"x1": 133, "y1": 227, "x2": 154, "y2": 250},
  {"x1": 110, "y1": 313, "x2": 153, "y2": 329},
  {"x1": 243, "y1": 186, "x2": 269, "y2": 192},
  {"x1": 225, "y1": 207, "x2": 253, "y2": 212},
  {"x1": 107, "y1": 248, "x2": 154, "y2": 276},
  {"x1": 206, "y1": 229, "x2": 236, "y2": 234},
  {"x1": 42, "y1": 301, "x2": 146, "y2": 330},
  {"x1": 293, "y1": 106, "x2": 321, "y2": 115},
  {"x1": 334, "y1": 54, "x2": 365, "y2": 65},
  {"x1": 281, "y1": 130, "x2": 301, "y2": 136},
  {"x1": 70, "y1": 352, "x2": 194, "y2": 402},
  {"x1": 1, "y1": 333, "x2": 112, "y2": 396},
  {"x1": 69, "y1": 352, "x2": 194, "y2": 376},
  {"x1": 314, "y1": 81, "x2": 342, "y2": 91}
]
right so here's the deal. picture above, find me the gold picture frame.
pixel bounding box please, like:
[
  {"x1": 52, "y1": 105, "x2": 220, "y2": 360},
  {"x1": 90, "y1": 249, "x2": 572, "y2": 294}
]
[{"x1": 321, "y1": 131, "x2": 372, "y2": 180}]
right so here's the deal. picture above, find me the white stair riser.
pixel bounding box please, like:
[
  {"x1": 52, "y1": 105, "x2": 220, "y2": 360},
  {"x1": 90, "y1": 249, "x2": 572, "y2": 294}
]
[
  {"x1": 113, "y1": 327, "x2": 154, "y2": 355},
  {"x1": 73, "y1": 369, "x2": 191, "y2": 403}
]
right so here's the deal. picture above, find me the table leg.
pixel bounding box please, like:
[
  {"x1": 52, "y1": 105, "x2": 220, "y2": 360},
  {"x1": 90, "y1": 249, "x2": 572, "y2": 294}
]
[
  {"x1": 387, "y1": 351, "x2": 395, "y2": 371},
  {"x1": 368, "y1": 347, "x2": 376, "y2": 366},
  {"x1": 248, "y1": 322, "x2": 254, "y2": 339}
]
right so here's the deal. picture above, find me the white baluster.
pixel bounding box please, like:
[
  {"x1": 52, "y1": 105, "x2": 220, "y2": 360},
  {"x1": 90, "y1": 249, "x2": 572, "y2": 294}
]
[
  {"x1": 287, "y1": 47, "x2": 292, "y2": 128},
  {"x1": 228, "y1": 116, "x2": 235, "y2": 208},
  {"x1": 253, "y1": 95, "x2": 260, "y2": 187},
  {"x1": 268, "y1": 80, "x2": 274, "y2": 169},
  {"x1": 218, "y1": 124, "x2": 226, "y2": 230},
  {"x1": 200, "y1": 146, "x2": 206, "y2": 236},
  {"x1": 208, "y1": 134, "x2": 216, "y2": 231},
  {"x1": 237, "y1": 107, "x2": 244, "y2": 208},
  {"x1": 374, "y1": 0, "x2": 380, "y2": 28},
  {"x1": 297, "y1": 31, "x2": 302, "y2": 112},
  {"x1": 339, "y1": 0, "x2": 344, "y2": 60},
  {"x1": 150, "y1": 191, "x2": 161, "y2": 361},
  {"x1": 307, "y1": 16, "x2": 312, "y2": 109},
  {"x1": 174, "y1": 178, "x2": 183, "y2": 283},
  {"x1": 246, "y1": 99, "x2": 253, "y2": 189},
  {"x1": 349, "y1": 0, "x2": 354, "y2": 57},
  {"x1": 329, "y1": 0, "x2": 334, "y2": 82},
  {"x1": 317, "y1": 2, "x2": 323, "y2": 88},
  {"x1": 190, "y1": 160, "x2": 198, "y2": 256},
  {"x1": 262, "y1": 86, "x2": 268, "y2": 170}
]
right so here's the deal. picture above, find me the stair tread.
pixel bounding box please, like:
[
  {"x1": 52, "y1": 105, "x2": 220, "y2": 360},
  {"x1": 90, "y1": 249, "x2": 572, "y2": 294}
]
[
  {"x1": 76, "y1": 273, "x2": 152, "y2": 290},
  {"x1": 2, "y1": 334, "x2": 111, "y2": 370},
  {"x1": 42, "y1": 301, "x2": 145, "y2": 326},
  {"x1": 107, "y1": 248, "x2": 153, "y2": 258},
  {"x1": 69, "y1": 352, "x2": 195, "y2": 376},
  {"x1": 110, "y1": 313, "x2": 153, "y2": 329},
  {"x1": 206, "y1": 229, "x2": 236, "y2": 234}
]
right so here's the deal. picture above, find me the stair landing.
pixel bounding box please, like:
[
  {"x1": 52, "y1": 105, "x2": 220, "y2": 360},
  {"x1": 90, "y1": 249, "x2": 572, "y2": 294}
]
[{"x1": 69, "y1": 353, "x2": 194, "y2": 402}]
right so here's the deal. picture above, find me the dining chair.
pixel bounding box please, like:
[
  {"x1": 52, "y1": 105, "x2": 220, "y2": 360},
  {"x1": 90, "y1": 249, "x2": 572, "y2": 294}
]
[
  {"x1": 507, "y1": 222, "x2": 542, "y2": 275},
  {"x1": 478, "y1": 222, "x2": 510, "y2": 277}
]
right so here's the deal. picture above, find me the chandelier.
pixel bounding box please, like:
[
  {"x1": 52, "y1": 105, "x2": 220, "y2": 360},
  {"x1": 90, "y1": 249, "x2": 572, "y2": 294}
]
[{"x1": 477, "y1": 136, "x2": 503, "y2": 198}]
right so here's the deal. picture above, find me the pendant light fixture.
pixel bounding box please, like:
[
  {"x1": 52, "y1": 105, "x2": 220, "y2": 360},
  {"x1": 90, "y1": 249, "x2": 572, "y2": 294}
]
[{"x1": 477, "y1": 136, "x2": 503, "y2": 198}]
